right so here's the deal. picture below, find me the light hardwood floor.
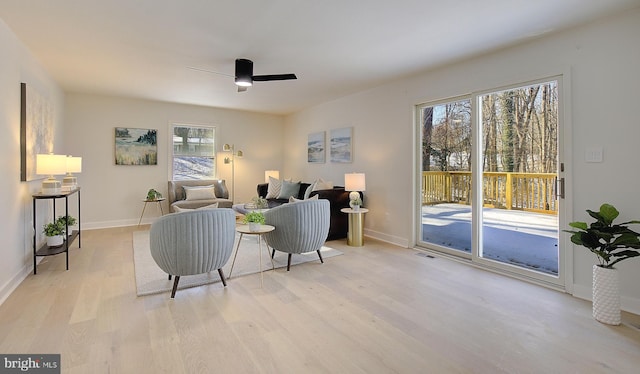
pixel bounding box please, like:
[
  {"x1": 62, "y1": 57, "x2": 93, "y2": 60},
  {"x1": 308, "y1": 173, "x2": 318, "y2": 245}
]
[{"x1": 1, "y1": 226, "x2": 639, "y2": 373}]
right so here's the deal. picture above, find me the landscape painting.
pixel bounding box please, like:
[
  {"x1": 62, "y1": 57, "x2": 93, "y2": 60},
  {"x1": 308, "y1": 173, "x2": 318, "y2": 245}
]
[
  {"x1": 330, "y1": 127, "x2": 352, "y2": 163},
  {"x1": 115, "y1": 127, "x2": 157, "y2": 165},
  {"x1": 307, "y1": 131, "x2": 325, "y2": 163}
]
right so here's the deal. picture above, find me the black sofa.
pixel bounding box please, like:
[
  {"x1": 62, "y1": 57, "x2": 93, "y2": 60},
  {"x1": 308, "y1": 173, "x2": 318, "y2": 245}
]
[{"x1": 257, "y1": 182, "x2": 363, "y2": 241}]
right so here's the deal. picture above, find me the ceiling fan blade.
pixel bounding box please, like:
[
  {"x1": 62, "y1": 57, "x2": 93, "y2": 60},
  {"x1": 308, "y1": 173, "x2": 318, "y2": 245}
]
[{"x1": 253, "y1": 74, "x2": 297, "y2": 82}]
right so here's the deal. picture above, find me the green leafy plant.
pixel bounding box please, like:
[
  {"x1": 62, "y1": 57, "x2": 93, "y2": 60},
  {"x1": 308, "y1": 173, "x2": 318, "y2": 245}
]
[
  {"x1": 147, "y1": 188, "x2": 162, "y2": 200},
  {"x1": 58, "y1": 215, "x2": 77, "y2": 227},
  {"x1": 243, "y1": 211, "x2": 266, "y2": 225},
  {"x1": 43, "y1": 221, "x2": 65, "y2": 237},
  {"x1": 43, "y1": 215, "x2": 77, "y2": 237},
  {"x1": 565, "y1": 203, "x2": 640, "y2": 268}
]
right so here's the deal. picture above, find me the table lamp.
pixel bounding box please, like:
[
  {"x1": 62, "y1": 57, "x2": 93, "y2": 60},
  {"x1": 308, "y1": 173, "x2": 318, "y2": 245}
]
[
  {"x1": 62, "y1": 156, "x2": 82, "y2": 191},
  {"x1": 36, "y1": 153, "x2": 67, "y2": 194},
  {"x1": 344, "y1": 173, "x2": 366, "y2": 207}
]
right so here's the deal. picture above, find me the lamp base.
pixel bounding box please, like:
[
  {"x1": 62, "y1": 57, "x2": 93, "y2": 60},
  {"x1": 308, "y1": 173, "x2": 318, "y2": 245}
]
[
  {"x1": 41, "y1": 178, "x2": 62, "y2": 195},
  {"x1": 62, "y1": 175, "x2": 77, "y2": 192},
  {"x1": 349, "y1": 191, "x2": 360, "y2": 201}
]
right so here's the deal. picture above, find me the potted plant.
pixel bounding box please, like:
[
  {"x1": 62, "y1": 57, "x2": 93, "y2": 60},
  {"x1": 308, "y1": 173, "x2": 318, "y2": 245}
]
[
  {"x1": 565, "y1": 203, "x2": 640, "y2": 325},
  {"x1": 252, "y1": 196, "x2": 269, "y2": 210},
  {"x1": 58, "y1": 215, "x2": 77, "y2": 237},
  {"x1": 243, "y1": 211, "x2": 266, "y2": 232},
  {"x1": 43, "y1": 220, "x2": 66, "y2": 247},
  {"x1": 147, "y1": 188, "x2": 162, "y2": 201},
  {"x1": 43, "y1": 215, "x2": 78, "y2": 247}
]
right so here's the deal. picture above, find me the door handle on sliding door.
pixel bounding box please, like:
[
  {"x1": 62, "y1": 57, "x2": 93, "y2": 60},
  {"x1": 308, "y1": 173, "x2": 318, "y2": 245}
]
[{"x1": 556, "y1": 177, "x2": 565, "y2": 199}]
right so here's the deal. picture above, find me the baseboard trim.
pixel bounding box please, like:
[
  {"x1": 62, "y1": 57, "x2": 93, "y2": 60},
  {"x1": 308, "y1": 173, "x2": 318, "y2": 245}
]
[
  {"x1": 0, "y1": 261, "x2": 35, "y2": 306},
  {"x1": 364, "y1": 228, "x2": 409, "y2": 248}
]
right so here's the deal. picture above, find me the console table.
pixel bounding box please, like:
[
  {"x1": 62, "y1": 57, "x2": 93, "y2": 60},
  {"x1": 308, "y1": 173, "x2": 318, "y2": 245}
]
[{"x1": 32, "y1": 188, "x2": 81, "y2": 274}]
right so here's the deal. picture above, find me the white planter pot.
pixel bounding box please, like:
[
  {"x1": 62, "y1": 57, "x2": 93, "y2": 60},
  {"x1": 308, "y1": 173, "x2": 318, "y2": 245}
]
[
  {"x1": 46, "y1": 235, "x2": 64, "y2": 247},
  {"x1": 248, "y1": 222, "x2": 261, "y2": 232},
  {"x1": 592, "y1": 265, "x2": 621, "y2": 325}
]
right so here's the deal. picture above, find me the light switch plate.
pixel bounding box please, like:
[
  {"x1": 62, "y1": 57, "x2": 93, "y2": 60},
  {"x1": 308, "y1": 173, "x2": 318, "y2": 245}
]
[{"x1": 585, "y1": 146, "x2": 603, "y2": 163}]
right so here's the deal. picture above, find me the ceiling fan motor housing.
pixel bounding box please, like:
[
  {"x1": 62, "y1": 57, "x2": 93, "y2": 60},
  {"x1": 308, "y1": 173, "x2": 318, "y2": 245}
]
[{"x1": 235, "y1": 59, "x2": 253, "y2": 86}]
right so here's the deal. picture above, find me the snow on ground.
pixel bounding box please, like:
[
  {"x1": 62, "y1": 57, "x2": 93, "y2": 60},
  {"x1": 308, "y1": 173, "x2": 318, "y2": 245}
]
[{"x1": 422, "y1": 204, "x2": 559, "y2": 275}]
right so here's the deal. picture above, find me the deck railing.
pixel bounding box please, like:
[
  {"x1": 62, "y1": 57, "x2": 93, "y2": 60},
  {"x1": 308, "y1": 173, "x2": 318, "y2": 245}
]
[{"x1": 422, "y1": 171, "x2": 557, "y2": 214}]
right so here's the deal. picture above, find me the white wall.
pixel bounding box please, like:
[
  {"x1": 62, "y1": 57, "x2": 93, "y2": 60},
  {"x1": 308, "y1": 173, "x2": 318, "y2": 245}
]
[
  {"x1": 0, "y1": 19, "x2": 65, "y2": 304},
  {"x1": 64, "y1": 93, "x2": 285, "y2": 228},
  {"x1": 284, "y1": 9, "x2": 640, "y2": 313}
]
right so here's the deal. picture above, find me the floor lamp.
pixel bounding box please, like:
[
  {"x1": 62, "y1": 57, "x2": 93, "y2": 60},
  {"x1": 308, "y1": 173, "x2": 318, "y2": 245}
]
[{"x1": 223, "y1": 143, "x2": 243, "y2": 202}]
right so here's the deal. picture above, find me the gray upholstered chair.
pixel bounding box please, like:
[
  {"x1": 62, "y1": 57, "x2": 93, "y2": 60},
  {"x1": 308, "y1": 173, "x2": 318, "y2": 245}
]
[
  {"x1": 263, "y1": 199, "x2": 330, "y2": 271},
  {"x1": 150, "y1": 208, "x2": 236, "y2": 298}
]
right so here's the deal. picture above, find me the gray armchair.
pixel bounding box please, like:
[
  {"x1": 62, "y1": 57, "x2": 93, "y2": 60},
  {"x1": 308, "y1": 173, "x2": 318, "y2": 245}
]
[
  {"x1": 150, "y1": 208, "x2": 236, "y2": 298},
  {"x1": 263, "y1": 199, "x2": 330, "y2": 271}
]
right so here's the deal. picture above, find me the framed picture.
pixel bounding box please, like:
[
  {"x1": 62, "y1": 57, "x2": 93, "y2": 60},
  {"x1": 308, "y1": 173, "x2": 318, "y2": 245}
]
[
  {"x1": 307, "y1": 131, "x2": 325, "y2": 163},
  {"x1": 20, "y1": 83, "x2": 54, "y2": 181},
  {"x1": 330, "y1": 127, "x2": 352, "y2": 163},
  {"x1": 115, "y1": 127, "x2": 158, "y2": 165}
]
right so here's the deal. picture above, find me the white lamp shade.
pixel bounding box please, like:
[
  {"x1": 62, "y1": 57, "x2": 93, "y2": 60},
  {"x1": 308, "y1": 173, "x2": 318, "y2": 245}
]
[
  {"x1": 345, "y1": 173, "x2": 366, "y2": 191},
  {"x1": 66, "y1": 156, "x2": 82, "y2": 173},
  {"x1": 265, "y1": 170, "x2": 280, "y2": 183},
  {"x1": 36, "y1": 154, "x2": 67, "y2": 176}
]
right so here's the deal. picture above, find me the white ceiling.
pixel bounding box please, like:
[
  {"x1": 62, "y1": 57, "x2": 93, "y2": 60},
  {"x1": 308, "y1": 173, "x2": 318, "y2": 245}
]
[{"x1": 1, "y1": 0, "x2": 639, "y2": 115}]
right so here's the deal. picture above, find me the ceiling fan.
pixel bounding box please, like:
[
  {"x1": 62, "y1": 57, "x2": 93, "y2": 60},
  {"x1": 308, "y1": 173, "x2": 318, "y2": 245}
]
[{"x1": 188, "y1": 58, "x2": 297, "y2": 92}]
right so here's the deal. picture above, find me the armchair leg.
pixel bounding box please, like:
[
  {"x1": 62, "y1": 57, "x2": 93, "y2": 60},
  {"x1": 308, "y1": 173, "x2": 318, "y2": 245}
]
[
  {"x1": 168, "y1": 274, "x2": 172, "y2": 280},
  {"x1": 218, "y1": 268, "x2": 227, "y2": 287},
  {"x1": 287, "y1": 253, "x2": 292, "y2": 271},
  {"x1": 317, "y1": 250, "x2": 324, "y2": 264},
  {"x1": 170, "y1": 276, "x2": 180, "y2": 298},
  {"x1": 271, "y1": 249, "x2": 275, "y2": 258}
]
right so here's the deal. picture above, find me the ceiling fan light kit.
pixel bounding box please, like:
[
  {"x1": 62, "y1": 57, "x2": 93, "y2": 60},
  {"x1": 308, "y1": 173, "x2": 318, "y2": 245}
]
[{"x1": 234, "y1": 58, "x2": 254, "y2": 87}]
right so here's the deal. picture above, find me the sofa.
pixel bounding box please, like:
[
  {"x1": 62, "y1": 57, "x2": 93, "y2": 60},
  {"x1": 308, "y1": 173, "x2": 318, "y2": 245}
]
[
  {"x1": 256, "y1": 182, "x2": 362, "y2": 240},
  {"x1": 168, "y1": 179, "x2": 233, "y2": 212}
]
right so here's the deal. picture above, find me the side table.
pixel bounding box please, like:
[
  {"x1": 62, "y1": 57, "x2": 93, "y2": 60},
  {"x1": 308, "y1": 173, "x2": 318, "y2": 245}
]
[
  {"x1": 138, "y1": 198, "x2": 165, "y2": 226},
  {"x1": 341, "y1": 208, "x2": 369, "y2": 246},
  {"x1": 229, "y1": 224, "x2": 275, "y2": 287}
]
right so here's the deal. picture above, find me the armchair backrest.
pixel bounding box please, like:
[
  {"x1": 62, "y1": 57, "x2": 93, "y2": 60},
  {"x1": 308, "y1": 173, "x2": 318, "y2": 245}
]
[
  {"x1": 150, "y1": 208, "x2": 236, "y2": 276},
  {"x1": 263, "y1": 199, "x2": 330, "y2": 254}
]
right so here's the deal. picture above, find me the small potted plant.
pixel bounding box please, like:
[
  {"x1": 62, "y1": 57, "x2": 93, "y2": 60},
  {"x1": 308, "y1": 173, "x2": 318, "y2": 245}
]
[
  {"x1": 147, "y1": 188, "x2": 163, "y2": 201},
  {"x1": 243, "y1": 211, "x2": 266, "y2": 232},
  {"x1": 59, "y1": 215, "x2": 77, "y2": 237},
  {"x1": 252, "y1": 196, "x2": 269, "y2": 210},
  {"x1": 565, "y1": 203, "x2": 640, "y2": 325},
  {"x1": 43, "y1": 220, "x2": 66, "y2": 247},
  {"x1": 43, "y1": 215, "x2": 77, "y2": 247}
]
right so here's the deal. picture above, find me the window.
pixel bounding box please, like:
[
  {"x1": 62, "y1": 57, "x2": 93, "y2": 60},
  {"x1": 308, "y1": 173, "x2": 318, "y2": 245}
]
[{"x1": 171, "y1": 124, "x2": 216, "y2": 180}]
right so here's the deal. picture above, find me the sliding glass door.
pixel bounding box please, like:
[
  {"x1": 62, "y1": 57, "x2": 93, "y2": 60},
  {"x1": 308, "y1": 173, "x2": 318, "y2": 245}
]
[{"x1": 418, "y1": 78, "x2": 563, "y2": 286}]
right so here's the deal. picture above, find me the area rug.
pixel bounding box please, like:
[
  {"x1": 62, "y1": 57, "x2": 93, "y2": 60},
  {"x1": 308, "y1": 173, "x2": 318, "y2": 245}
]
[{"x1": 132, "y1": 230, "x2": 342, "y2": 296}]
